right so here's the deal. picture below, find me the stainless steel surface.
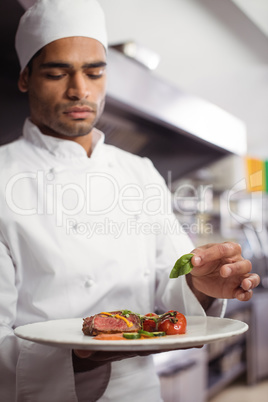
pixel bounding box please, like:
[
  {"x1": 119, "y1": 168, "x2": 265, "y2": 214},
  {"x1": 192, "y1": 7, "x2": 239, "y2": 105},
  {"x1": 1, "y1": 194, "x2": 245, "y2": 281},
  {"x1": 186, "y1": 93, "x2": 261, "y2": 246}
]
[
  {"x1": 110, "y1": 41, "x2": 160, "y2": 70},
  {"x1": 250, "y1": 290, "x2": 268, "y2": 383},
  {"x1": 105, "y1": 47, "x2": 247, "y2": 156},
  {"x1": 219, "y1": 190, "x2": 268, "y2": 288},
  {"x1": 154, "y1": 348, "x2": 207, "y2": 402},
  {"x1": 95, "y1": 48, "x2": 247, "y2": 180}
]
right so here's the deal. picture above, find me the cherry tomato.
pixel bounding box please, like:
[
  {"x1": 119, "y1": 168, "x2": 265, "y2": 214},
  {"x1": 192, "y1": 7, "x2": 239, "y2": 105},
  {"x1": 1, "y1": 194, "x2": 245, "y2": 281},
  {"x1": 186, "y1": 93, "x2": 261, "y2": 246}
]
[
  {"x1": 158, "y1": 311, "x2": 186, "y2": 335},
  {"x1": 142, "y1": 313, "x2": 159, "y2": 332}
]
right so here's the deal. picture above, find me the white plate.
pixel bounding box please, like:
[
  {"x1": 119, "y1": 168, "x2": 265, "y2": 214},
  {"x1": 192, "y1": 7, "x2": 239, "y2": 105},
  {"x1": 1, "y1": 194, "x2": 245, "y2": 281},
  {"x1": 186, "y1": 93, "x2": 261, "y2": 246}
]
[{"x1": 14, "y1": 316, "x2": 248, "y2": 351}]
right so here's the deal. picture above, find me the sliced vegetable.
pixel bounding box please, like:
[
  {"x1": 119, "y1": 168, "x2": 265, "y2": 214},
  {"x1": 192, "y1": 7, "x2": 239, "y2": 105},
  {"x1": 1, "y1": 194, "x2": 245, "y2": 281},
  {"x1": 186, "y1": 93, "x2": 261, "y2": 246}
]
[
  {"x1": 138, "y1": 330, "x2": 166, "y2": 338},
  {"x1": 151, "y1": 331, "x2": 166, "y2": 337},
  {"x1": 138, "y1": 329, "x2": 155, "y2": 338},
  {"x1": 169, "y1": 253, "x2": 194, "y2": 278},
  {"x1": 123, "y1": 332, "x2": 141, "y2": 339},
  {"x1": 123, "y1": 330, "x2": 167, "y2": 339}
]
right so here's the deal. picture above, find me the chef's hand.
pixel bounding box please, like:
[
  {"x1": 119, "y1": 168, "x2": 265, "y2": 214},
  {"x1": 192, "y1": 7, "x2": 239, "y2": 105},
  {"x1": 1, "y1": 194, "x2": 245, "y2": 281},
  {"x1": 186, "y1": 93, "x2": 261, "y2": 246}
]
[
  {"x1": 72, "y1": 346, "x2": 203, "y2": 372},
  {"x1": 186, "y1": 242, "x2": 260, "y2": 309},
  {"x1": 72, "y1": 349, "x2": 161, "y2": 372}
]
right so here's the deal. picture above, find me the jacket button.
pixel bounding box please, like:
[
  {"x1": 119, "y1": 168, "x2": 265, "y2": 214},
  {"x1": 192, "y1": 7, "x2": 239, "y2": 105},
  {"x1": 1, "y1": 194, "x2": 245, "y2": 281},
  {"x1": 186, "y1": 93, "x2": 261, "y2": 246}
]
[{"x1": 85, "y1": 279, "x2": 94, "y2": 287}]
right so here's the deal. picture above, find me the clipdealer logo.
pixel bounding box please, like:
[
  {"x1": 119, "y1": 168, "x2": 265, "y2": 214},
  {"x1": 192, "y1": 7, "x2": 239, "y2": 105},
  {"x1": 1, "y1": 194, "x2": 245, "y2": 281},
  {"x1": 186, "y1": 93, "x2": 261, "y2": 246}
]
[
  {"x1": 5, "y1": 170, "x2": 172, "y2": 224},
  {"x1": 5, "y1": 170, "x2": 216, "y2": 237}
]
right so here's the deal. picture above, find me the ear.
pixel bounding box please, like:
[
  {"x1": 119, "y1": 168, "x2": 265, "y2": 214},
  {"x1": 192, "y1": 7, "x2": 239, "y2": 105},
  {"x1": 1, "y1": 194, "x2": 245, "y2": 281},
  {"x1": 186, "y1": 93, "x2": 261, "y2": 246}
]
[{"x1": 18, "y1": 67, "x2": 30, "y2": 93}]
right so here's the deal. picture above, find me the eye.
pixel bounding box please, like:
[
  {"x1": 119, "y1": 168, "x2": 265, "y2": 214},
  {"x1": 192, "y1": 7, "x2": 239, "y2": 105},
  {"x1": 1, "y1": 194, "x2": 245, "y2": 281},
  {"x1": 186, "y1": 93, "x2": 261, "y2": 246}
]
[
  {"x1": 46, "y1": 74, "x2": 65, "y2": 80},
  {"x1": 88, "y1": 74, "x2": 103, "y2": 80},
  {"x1": 86, "y1": 68, "x2": 105, "y2": 79}
]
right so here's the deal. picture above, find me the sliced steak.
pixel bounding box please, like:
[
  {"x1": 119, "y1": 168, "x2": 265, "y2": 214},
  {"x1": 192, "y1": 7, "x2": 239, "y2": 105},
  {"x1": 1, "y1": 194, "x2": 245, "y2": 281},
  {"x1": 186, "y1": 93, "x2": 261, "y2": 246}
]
[{"x1": 82, "y1": 310, "x2": 141, "y2": 336}]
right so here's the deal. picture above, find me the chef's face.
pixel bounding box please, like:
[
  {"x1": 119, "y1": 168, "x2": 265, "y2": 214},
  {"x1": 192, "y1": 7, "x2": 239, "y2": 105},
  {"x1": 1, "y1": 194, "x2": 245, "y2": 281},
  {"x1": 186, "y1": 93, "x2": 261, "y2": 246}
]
[{"x1": 18, "y1": 37, "x2": 107, "y2": 138}]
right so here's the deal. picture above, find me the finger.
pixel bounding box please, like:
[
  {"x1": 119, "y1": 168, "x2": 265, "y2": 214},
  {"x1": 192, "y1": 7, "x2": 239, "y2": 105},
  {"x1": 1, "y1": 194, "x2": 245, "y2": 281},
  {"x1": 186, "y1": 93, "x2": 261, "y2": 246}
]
[
  {"x1": 234, "y1": 274, "x2": 260, "y2": 301},
  {"x1": 220, "y1": 259, "x2": 252, "y2": 278},
  {"x1": 240, "y1": 274, "x2": 260, "y2": 291},
  {"x1": 73, "y1": 349, "x2": 95, "y2": 359},
  {"x1": 191, "y1": 242, "x2": 242, "y2": 266},
  {"x1": 88, "y1": 351, "x2": 138, "y2": 362},
  {"x1": 235, "y1": 288, "x2": 253, "y2": 301}
]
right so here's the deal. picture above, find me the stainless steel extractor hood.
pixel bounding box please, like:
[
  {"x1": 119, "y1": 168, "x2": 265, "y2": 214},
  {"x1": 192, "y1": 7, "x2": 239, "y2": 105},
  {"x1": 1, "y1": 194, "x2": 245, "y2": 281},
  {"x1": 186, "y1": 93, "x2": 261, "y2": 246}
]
[{"x1": 96, "y1": 47, "x2": 247, "y2": 182}]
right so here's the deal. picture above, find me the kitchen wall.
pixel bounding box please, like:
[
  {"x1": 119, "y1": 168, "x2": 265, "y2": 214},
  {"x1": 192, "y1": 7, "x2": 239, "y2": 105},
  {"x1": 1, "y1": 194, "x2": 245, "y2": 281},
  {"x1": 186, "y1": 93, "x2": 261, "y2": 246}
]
[{"x1": 98, "y1": 0, "x2": 268, "y2": 159}]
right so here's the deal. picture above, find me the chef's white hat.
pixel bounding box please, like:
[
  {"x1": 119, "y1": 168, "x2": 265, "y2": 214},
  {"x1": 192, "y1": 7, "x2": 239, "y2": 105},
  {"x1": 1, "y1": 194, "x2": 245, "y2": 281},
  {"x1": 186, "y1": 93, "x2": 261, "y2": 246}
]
[{"x1": 15, "y1": 0, "x2": 107, "y2": 72}]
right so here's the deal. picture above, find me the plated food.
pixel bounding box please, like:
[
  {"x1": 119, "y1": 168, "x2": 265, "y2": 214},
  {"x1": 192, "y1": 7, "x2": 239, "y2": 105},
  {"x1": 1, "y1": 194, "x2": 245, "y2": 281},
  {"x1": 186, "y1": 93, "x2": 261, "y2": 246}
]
[
  {"x1": 82, "y1": 309, "x2": 187, "y2": 340},
  {"x1": 81, "y1": 252, "x2": 195, "y2": 341}
]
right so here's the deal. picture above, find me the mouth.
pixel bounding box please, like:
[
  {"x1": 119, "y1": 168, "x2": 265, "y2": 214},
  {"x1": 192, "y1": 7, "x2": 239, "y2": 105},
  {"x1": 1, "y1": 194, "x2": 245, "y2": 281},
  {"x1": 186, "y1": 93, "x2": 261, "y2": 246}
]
[{"x1": 63, "y1": 107, "x2": 94, "y2": 120}]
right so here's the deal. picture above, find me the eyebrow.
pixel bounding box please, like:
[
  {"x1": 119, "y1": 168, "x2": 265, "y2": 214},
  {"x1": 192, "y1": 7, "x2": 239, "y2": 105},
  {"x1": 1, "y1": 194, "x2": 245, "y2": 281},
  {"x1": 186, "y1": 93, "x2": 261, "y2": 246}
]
[{"x1": 39, "y1": 61, "x2": 107, "y2": 69}]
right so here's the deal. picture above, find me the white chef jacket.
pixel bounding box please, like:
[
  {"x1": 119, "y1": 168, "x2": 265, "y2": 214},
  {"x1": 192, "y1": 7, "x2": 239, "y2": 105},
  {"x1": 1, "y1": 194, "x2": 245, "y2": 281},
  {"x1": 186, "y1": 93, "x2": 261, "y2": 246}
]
[{"x1": 0, "y1": 119, "x2": 225, "y2": 402}]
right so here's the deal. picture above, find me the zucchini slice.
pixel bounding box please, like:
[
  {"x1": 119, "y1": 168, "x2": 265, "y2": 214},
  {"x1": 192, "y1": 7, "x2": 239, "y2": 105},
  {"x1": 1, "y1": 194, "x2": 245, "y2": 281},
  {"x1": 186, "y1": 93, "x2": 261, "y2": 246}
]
[{"x1": 123, "y1": 332, "x2": 141, "y2": 339}]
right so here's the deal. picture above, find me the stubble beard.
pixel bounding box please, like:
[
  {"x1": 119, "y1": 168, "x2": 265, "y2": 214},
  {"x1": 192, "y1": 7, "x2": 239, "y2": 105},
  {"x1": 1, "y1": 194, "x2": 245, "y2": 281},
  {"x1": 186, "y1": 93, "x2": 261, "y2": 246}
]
[
  {"x1": 50, "y1": 118, "x2": 95, "y2": 138},
  {"x1": 32, "y1": 98, "x2": 105, "y2": 139}
]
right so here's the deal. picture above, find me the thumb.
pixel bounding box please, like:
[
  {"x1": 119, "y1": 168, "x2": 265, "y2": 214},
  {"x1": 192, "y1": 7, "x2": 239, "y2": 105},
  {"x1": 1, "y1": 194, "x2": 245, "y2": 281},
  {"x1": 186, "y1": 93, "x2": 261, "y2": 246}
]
[{"x1": 73, "y1": 349, "x2": 95, "y2": 359}]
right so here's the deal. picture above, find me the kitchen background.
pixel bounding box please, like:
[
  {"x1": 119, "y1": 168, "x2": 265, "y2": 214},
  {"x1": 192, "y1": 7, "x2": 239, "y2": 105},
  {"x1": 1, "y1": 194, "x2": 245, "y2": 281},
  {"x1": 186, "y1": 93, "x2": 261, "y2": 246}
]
[{"x1": 2, "y1": 0, "x2": 268, "y2": 401}]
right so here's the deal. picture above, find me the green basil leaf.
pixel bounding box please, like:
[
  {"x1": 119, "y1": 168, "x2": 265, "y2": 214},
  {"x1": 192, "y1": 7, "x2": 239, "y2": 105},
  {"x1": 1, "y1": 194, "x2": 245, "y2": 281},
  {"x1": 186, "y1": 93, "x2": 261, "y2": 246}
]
[{"x1": 169, "y1": 253, "x2": 194, "y2": 278}]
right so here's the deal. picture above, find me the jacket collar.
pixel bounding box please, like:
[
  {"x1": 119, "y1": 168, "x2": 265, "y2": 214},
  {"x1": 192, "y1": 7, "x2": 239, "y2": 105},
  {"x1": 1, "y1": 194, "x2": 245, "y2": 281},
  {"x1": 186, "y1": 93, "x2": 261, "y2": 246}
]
[{"x1": 23, "y1": 118, "x2": 105, "y2": 160}]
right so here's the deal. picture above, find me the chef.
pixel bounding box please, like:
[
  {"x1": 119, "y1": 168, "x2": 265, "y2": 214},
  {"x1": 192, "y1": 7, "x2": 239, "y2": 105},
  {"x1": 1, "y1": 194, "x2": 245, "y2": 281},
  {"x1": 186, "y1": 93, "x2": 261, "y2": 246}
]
[{"x1": 0, "y1": 0, "x2": 260, "y2": 401}]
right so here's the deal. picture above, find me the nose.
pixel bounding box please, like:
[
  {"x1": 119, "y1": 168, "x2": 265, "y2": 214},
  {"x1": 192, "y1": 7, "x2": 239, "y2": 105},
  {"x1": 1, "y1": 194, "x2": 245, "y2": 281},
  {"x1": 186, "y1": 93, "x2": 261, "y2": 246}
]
[{"x1": 66, "y1": 72, "x2": 89, "y2": 100}]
